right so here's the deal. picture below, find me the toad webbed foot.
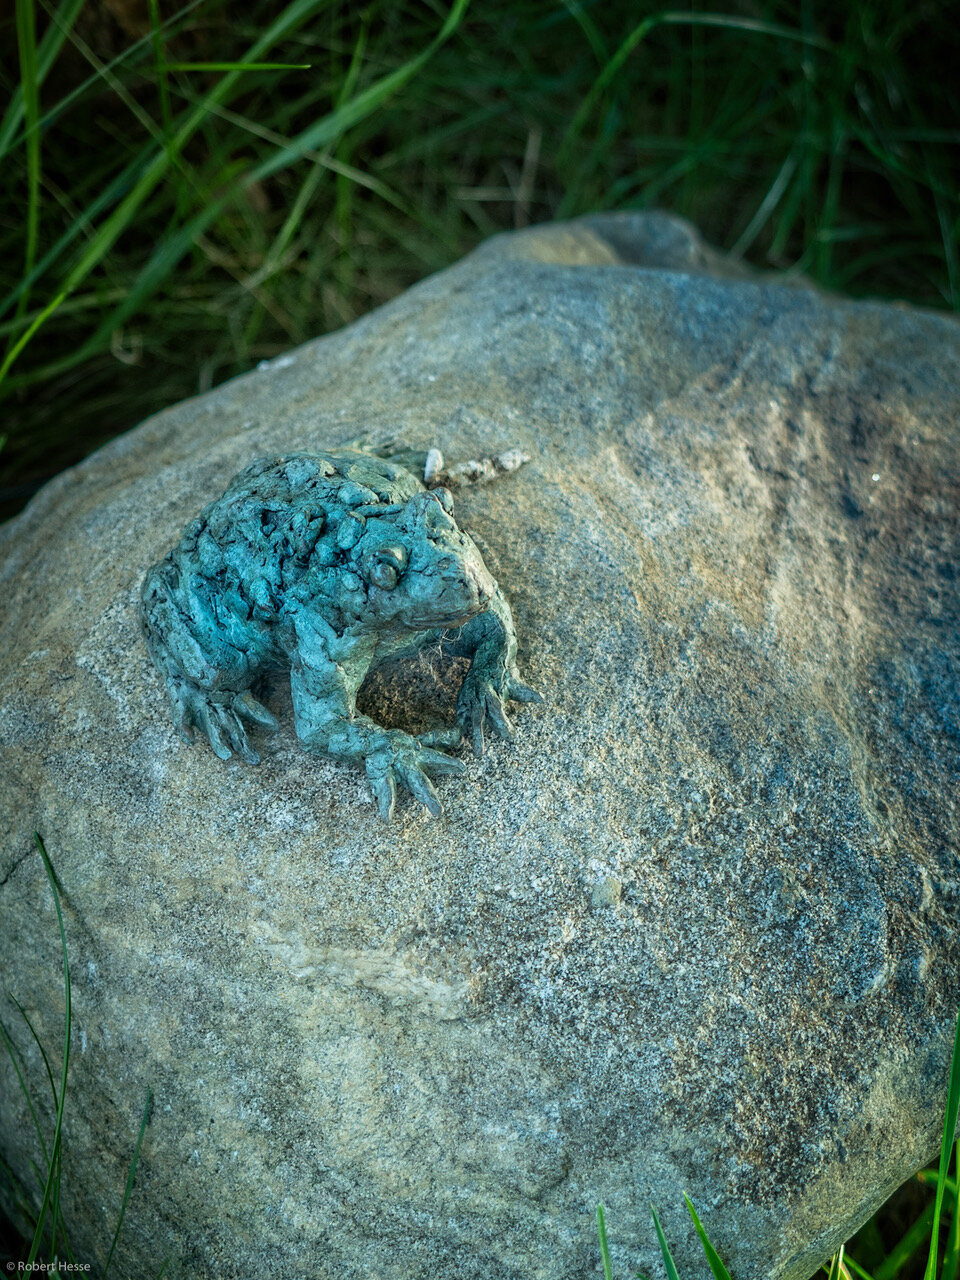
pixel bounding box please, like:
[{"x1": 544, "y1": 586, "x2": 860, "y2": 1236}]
[
  {"x1": 456, "y1": 664, "x2": 543, "y2": 759},
  {"x1": 362, "y1": 727, "x2": 466, "y2": 822},
  {"x1": 169, "y1": 681, "x2": 278, "y2": 766}
]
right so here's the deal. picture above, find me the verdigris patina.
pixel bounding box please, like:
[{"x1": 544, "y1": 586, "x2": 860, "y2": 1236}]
[{"x1": 140, "y1": 444, "x2": 540, "y2": 819}]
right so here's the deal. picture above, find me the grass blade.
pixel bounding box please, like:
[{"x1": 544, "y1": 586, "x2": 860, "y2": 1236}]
[
  {"x1": 844, "y1": 1255, "x2": 878, "y2": 1280},
  {"x1": 557, "y1": 0, "x2": 608, "y2": 63},
  {"x1": 0, "y1": 0, "x2": 471, "y2": 389},
  {"x1": 828, "y1": 1245, "x2": 845, "y2": 1280},
  {"x1": 0, "y1": 291, "x2": 66, "y2": 387},
  {"x1": 685, "y1": 1195, "x2": 733, "y2": 1280},
  {"x1": 924, "y1": 1005, "x2": 960, "y2": 1280},
  {"x1": 917, "y1": 1170, "x2": 955, "y2": 1191},
  {"x1": 25, "y1": 833, "x2": 70, "y2": 1265},
  {"x1": 102, "y1": 1088, "x2": 153, "y2": 1279},
  {"x1": 0, "y1": 1149, "x2": 42, "y2": 1230},
  {"x1": 12, "y1": 0, "x2": 41, "y2": 331},
  {"x1": 3, "y1": 0, "x2": 206, "y2": 164},
  {"x1": 0, "y1": 1009, "x2": 75, "y2": 1262},
  {"x1": 559, "y1": 9, "x2": 832, "y2": 187},
  {"x1": 0, "y1": 1014, "x2": 51, "y2": 1173},
  {"x1": 651, "y1": 1207, "x2": 681, "y2": 1280},
  {"x1": 936, "y1": 192, "x2": 960, "y2": 311},
  {"x1": 875, "y1": 1203, "x2": 935, "y2": 1280},
  {"x1": 597, "y1": 1204, "x2": 614, "y2": 1280},
  {"x1": 0, "y1": 152, "x2": 149, "y2": 322},
  {"x1": 164, "y1": 61, "x2": 312, "y2": 70},
  {"x1": 0, "y1": 0, "x2": 335, "y2": 385},
  {"x1": 730, "y1": 147, "x2": 800, "y2": 258},
  {"x1": 248, "y1": 0, "x2": 471, "y2": 184},
  {"x1": 147, "y1": 0, "x2": 174, "y2": 149},
  {"x1": 943, "y1": 1144, "x2": 960, "y2": 1280},
  {"x1": 0, "y1": 0, "x2": 85, "y2": 163},
  {"x1": 9, "y1": 995, "x2": 60, "y2": 1119}
]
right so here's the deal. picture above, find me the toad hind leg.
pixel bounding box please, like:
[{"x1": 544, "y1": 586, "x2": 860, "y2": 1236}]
[{"x1": 142, "y1": 562, "x2": 278, "y2": 764}]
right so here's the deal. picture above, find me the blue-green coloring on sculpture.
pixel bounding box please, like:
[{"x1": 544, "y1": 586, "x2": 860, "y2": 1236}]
[{"x1": 140, "y1": 446, "x2": 540, "y2": 820}]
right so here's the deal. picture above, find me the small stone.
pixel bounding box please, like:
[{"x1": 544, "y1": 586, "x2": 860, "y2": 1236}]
[
  {"x1": 590, "y1": 876, "x2": 623, "y2": 908},
  {"x1": 423, "y1": 447, "x2": 444, "y2": 484}
]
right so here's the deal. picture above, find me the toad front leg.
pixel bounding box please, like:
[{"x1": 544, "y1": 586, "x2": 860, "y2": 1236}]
[
  {"x1": 290, "y1": 616, "x2": 463, "y2": 821},
  {"x1": 443, "y1": 590, "x2": 542, "y2": 758}
]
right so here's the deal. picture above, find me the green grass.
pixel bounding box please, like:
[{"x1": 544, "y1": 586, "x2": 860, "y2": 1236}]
[
  {"x1": 594, "y1": 995, "x2": 960, "y2": 1280},
  {"x1": 0, "y1": 834, "x2": 160, "y2": 1277},
  {"x1": 592, "y1": 998, "x2": 960, "y2": 1278},
  {"x1": 2, "y1": 837, "x2": 960, "y2": 1277},
  {"x1": 0, "y1": 0, "x2": 957, "y2": 519}
]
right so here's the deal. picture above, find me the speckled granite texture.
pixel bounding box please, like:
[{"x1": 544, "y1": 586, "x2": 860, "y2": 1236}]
[{"x1": 1, "y1": 212, "x2": 958, "y2": 1280}]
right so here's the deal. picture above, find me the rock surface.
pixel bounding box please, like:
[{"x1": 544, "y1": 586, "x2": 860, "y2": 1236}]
[{"x1": 1, "y1": 212, "x2": 959, "y2": 1280}]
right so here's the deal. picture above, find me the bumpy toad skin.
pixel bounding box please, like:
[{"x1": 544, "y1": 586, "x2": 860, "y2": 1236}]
[{"x1": 140, "y1": 450, "x2": 540, "y2": 820}]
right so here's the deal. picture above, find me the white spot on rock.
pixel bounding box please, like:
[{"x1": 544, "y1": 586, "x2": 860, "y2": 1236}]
[{"x1": 256, "y1": 354, "x2": 296, "y2": 372}]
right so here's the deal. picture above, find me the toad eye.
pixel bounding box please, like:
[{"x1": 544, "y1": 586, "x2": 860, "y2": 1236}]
[
  {"x1": 363, "y1": 545, "x2": 407, "y2": 591},
  {"x1": 370, "y1": 561, "x2": 398, "y2": 590}
]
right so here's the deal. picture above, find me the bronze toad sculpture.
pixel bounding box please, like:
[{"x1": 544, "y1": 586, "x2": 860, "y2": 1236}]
[{"x1": 140, "y1": 446, "x2": 540, "y2": 820}]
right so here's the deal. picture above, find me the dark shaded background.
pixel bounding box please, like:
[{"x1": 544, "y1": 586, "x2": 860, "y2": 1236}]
[{"x1": 0, "y1": 0, "x2": 957, "y2": 523}]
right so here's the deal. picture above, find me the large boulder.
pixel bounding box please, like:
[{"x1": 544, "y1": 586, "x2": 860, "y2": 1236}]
[{"x1": 1, "y1": 212, "x2": 958, "y2": 1280}]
